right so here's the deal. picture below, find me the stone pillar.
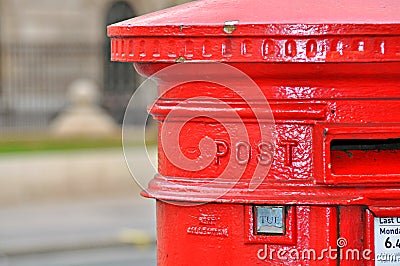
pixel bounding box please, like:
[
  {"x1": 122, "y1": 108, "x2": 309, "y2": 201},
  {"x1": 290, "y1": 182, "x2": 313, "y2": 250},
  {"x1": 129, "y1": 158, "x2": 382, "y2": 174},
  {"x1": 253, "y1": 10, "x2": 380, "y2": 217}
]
[{"x1": 51, "y1": 79, "x2": 118, "y2": 137}]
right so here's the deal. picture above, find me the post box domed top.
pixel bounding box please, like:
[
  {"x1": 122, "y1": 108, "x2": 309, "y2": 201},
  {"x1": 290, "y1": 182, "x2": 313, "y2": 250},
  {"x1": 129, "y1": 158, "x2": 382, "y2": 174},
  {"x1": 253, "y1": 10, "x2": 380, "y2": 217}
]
[{"x1": 108, "y1": 0, "x2": 400, "y2": 63}]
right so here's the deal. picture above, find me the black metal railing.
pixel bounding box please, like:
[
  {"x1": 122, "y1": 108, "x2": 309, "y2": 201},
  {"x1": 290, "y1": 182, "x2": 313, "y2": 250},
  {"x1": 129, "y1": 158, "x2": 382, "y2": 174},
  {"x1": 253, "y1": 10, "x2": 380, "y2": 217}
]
[{"x1": 0, "y1": 42, "x2": 142, "y2": 133}]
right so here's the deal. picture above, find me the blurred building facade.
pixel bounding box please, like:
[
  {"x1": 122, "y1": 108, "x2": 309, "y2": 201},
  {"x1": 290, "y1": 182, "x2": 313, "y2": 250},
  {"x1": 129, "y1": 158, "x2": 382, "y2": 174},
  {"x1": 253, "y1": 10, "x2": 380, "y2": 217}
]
[{"x1": 0, "y1": 0, "x2": 190, "y2": 132}]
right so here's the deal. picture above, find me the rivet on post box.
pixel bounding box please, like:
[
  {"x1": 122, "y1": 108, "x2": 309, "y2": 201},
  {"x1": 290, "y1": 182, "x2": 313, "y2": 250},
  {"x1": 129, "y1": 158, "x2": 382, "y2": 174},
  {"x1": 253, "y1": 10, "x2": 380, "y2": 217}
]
[{"x1": 108, "y1": 0, "x2": 400, "y2": 265}]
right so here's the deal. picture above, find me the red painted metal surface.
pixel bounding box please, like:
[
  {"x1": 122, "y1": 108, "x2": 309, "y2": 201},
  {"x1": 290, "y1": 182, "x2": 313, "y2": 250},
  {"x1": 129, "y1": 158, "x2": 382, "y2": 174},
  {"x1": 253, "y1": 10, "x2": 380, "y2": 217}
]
[{"x1": 108, "y1": 0, "x2": 400, "y2": 265}]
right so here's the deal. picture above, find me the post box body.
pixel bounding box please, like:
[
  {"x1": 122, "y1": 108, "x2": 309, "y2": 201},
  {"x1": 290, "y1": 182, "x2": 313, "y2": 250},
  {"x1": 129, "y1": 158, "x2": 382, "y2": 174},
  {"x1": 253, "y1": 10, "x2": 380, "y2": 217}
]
[{"x1": 108, "y1": 0, "x2": 400, "y2": 265}]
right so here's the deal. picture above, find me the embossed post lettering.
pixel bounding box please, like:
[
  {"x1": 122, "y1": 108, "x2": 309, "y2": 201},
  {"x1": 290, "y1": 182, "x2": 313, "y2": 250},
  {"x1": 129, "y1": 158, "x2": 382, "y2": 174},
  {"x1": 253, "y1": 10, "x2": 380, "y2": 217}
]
[
  {"x1": 236, "y1": 141, "x2": 251, "y2": 165},
  {"x1": 279, "y1": 140, "x2": 299, "y2": 166},
  {"x1": 257, "y1": 142, "x2": 274, "y2": 166},
  {"x1": 215, "y1": 140, "x2": 229, "y2": 165}
]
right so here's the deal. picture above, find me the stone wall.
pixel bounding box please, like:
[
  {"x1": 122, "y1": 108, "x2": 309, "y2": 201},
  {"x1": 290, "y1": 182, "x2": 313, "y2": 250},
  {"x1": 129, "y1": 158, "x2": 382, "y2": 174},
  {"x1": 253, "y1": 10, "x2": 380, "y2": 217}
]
[
  {"x1": 0, "y1": 0, "x2": 191, "y2": 43},
  {"x1": 0, "y1": 0, "x2": 192, "y2": 131}
]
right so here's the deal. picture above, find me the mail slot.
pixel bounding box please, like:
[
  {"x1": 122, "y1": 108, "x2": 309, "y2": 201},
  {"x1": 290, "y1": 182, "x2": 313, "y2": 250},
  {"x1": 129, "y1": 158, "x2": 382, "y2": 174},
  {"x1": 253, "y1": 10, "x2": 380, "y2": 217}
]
[
  {"x1": 108, "y1": 0, "x2": 400, "y2": 265},
  {"x1": 331, "y1": 138, "x2": 400, "y2": 175}
]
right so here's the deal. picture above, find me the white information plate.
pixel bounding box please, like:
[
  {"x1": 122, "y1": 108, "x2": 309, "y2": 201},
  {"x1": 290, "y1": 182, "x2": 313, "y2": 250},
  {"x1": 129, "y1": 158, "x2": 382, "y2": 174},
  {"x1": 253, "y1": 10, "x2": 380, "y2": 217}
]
[{"x1": 375, "y1": 217, "x2": 400, "y2": 265}]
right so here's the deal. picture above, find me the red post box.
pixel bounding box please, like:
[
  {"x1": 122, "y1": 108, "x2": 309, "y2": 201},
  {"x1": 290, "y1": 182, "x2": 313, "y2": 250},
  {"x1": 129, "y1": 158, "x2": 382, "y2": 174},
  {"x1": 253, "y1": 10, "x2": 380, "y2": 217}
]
[{"x1": 108, "y1": 0, "x2": 400, "y2": 265}]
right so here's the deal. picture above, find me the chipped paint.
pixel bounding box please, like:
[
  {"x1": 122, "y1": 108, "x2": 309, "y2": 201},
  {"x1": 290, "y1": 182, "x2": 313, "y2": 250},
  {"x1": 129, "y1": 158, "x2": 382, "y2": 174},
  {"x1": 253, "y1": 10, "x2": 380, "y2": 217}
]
[
  {"x1": 175, "y1": 56, "x2": 186, "y2": 63},
  {"x1": 223, "y1": 20, "x2": 239, "y2": 34}
]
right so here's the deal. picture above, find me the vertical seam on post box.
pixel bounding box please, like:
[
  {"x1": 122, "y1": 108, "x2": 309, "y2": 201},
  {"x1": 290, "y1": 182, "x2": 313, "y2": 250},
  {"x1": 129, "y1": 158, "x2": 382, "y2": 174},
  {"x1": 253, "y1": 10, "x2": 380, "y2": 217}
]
[{"x1": 337, "y1": 206, "x2": 341, "y2": 266}]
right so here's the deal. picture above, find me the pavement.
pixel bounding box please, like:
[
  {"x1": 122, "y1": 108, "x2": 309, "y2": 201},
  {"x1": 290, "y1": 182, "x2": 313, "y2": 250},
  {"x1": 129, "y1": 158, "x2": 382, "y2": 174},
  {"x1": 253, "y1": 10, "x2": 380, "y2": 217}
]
[
  {"x1": 0, "y1": 195, "x2": 157, "y2": 266},
  {"x1": 3, "y1": 246, "x2": 157, "y2": 266},
  {"x1": 0, "y1": 147, "x2": 157, "y2": 204},
  {"x1": 0, "y1": 143, "x2": 158, "y2": 265}
]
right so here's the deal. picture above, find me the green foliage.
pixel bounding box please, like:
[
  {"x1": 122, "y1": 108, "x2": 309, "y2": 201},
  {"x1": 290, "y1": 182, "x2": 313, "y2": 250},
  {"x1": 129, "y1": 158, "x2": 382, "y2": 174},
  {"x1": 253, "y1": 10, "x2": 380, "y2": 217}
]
[{"x1": 0, "y1": 136, "x2": 124, "y2": 154}]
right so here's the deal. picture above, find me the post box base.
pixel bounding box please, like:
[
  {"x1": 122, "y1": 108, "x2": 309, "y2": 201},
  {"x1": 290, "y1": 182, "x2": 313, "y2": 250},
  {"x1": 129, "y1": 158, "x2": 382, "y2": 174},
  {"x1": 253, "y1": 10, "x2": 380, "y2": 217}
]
[{"x1": 156, "y1": 200, "x2": 377, "y2": 266}]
